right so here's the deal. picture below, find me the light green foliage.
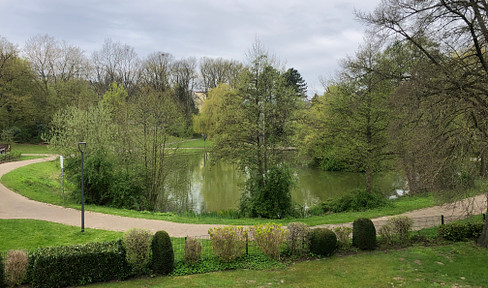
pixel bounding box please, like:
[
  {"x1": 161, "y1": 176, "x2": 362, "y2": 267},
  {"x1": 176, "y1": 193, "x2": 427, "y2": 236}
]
[
  {"x1": 208, "y1": 226, "x2": 248, "y2": 262},
  {"x1": 4, "y1": 250, "x2": 28, "y2": 287},
  {"x1": 123, "y1": 228, "x2": 153, "y2": 275},
  {"x1": 252, "y1": 223, "x2": 288, "y2": 260},
  {"x1": 286, "y1": 222, "x2": 311, "y2": 256},
  {"x1": 334, "y1": 226, "x2": 352, "y2": 249},
  {"x1": 193, "y1": 84, "x2": 234, "y2": 137},
  {"x1": 184, "y1": 237, "x2": 202, "y2": 265}
]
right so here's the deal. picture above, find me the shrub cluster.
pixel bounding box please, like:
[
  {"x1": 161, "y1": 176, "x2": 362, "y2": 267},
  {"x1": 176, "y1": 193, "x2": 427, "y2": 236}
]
[
  {"x1": 310, "y1": 228, "x2": 337, "y2": 256},
  {"x1": 30, "y1": 240, "x2": 130, "y2": 288},
  {"x1": 184, "y1": 237, "x2": 202, "y2": 265},
  {"x1": 286, "y1": 222, "x2": 311, "y2": 256},
  {"x1": 352, "y1": 218, "x2": 377, "y2": 250},
  {"x1": 208, "y1": 226, "x2": 248, "y2": 262},
  {"x1": 379, "y1": 216, "x2": 413, "y2": 246},
  {"x1": 252, "y1": 224, "x2": 288, "y2": 260},
  {"x1": 151, "y1": 231, "x2": 174, "y2": 275},
  {"x1": 317, "y1": 189, "x2": 388, "y2": 214},
  {"x1": 123, "y1": 228, "x2": 153, "y2": 275},
  {"x1": 438, "y1": 222, "x2": 484, "y2": 241},
  {"x1": 4, "y1": 250, "x2": 29, "y2": 287},
  {"x1": 334, "y1": 226, "x2": 352, "y2": 249}
]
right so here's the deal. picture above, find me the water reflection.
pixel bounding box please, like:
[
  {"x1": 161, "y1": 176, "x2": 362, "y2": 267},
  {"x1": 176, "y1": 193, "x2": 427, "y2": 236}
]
[{"x1": 158, "y1": 153, "x2": 402, "y2": 213}]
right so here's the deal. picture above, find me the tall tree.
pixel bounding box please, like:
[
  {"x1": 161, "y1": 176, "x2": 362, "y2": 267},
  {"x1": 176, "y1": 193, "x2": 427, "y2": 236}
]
[
  {"x1": 199, "y1": 57, "x2": 243, "y2": 93},
  {"x1": 213, "y1": 42, "x2": 302, "y2": 218},
  {"x1": 359, "y1": 0, "x2": 488, "y2": 247}
]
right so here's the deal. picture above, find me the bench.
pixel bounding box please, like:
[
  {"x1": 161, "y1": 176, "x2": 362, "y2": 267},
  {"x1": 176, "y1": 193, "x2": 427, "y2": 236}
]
[{"x1": 0, "y1": 143, "x2": 11, "y2": 154}]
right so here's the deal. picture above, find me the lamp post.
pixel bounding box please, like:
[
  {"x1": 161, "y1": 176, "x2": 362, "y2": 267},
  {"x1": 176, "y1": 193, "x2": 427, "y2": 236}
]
[{"x1": 78, "y1": 142, "x2": 86, "y2": 232}]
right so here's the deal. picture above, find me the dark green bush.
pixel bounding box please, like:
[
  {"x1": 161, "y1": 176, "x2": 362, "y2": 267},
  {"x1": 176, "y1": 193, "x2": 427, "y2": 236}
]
[
  {"x1": 240, "y1": 165, "x2": 294, "y2": 219},
  {"x1": 353, "y1": 218, "x2": 377, "y2": 250},
  {"x1": 310, "y1": 228, "x2": 337, "y2": 256},
  {"x1": 31, "y1": 240, "x2": 130, "y2": 288},
  {"x1": 0, "y1": 253, "x2": 5, "y2": 288},
  {"x1": 151, "y1": 231, "x2": 174, "y2": 275},
  {"x1": 316, "y1": 189, "x2": 387, "y2": 214},
  {"x1": 438, "y1": 223, "x2": 484, "y2": 241}
]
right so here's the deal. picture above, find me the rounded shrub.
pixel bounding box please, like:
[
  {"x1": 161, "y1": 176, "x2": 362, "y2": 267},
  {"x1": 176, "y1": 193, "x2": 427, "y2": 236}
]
[
  {"x1": 184, "y1": 237, "x2": 202, "y2": 265},
  {"x1": 5, "y1": 250, "x2": 28, "y2": 287},
  {"x1": 123, "y1": 228, "x2": 153, "y2": 275},
  {"x1": 151, "y1": 230, "x2": 174, "y2": 275},
  {"x1": 353, "y1": 218, "x2": 377, "y2": 250},
  {"x1": 310, "y1": 228, "x2": 337, "y2": 256}
]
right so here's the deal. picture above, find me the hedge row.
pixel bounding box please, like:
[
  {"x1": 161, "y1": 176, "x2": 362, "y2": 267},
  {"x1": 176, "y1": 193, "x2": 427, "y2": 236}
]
[{"x1": 31, "y1": 240, "x2": 130, "y2": 288}]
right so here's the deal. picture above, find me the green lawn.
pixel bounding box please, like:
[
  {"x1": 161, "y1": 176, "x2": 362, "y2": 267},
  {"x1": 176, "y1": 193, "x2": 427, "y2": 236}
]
[
  {"x1": 11, "y1": 143, "x2": 52, "y2": 154},
  {"x1": 86, "y1": 242, "x2": 488, "y2": 288},
  {"x1": 0, "y1": 219, "x2": 122, "y2": 252}
]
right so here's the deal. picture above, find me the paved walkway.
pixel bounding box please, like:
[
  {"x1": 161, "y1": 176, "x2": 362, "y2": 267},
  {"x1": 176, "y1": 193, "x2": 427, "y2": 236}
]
[{"x1": 0, "y1": 157, "x2": 486, "y2": 237}]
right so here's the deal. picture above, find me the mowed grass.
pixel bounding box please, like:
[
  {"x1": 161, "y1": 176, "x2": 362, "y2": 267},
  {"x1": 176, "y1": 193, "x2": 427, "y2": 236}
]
[
  {"x1": 1, "y1": 159, "x2": 444, "y2": 226},
  {"x1": 0, "y1": 219, "x2": 122, "y2": 252},
  {"x1": 1, "y1": 159, "x2": 71, "y2": 206},
  {"x1": 11, "y1": 143, "x2": 52, "y2": 154},
  {"x1": 86, "y1": 242, "x2": 488, "y2": 288}
]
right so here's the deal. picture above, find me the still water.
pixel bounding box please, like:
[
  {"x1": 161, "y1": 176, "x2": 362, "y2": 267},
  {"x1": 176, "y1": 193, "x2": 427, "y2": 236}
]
[{"x1": 159, "y1": 153, "x2": 402, "y2": 213}]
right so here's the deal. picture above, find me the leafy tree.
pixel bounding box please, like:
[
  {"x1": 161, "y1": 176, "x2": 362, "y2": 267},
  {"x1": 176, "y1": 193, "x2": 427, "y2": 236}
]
[
  {"x1": 213, "y1": 42, "x2": 303, "y2": 218},
  {"x1": 359, "y1": 0, "x2": 488, "y2": 246},
  {"x1": 193, "y1": 84, "x2": 235, "y2": 137}
]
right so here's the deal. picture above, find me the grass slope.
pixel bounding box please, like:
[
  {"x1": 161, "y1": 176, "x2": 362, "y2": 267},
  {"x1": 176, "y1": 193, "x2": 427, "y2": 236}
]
[
  {"x1": 0, "y1": 219, "x2": 122, "y2": 252},
  {"x1": 86, "y1": 242, "x2": 487, "y2": 288}
]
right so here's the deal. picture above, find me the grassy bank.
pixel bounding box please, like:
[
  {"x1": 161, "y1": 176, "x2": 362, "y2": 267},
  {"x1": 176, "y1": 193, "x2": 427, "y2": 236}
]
[
  {"x1": 87, "y1": 242, "x2": 487, "y2": 288},
  {"x1": 0, "y1": 219, "x2": 122, "y2": 252},
  {"x1": 1, "y1": 158, "x2": 446, "y2": 226}
]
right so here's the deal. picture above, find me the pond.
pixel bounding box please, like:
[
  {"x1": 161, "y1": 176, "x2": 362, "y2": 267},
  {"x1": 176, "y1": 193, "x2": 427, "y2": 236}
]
[{"x1": 158, "y1": 153, "x2": 403, "y2": 213}]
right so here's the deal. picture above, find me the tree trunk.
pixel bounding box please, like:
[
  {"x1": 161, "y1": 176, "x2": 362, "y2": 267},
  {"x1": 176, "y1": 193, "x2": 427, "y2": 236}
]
[
  {"x1": 477, "y1": 193, "x2": 488, "y2": 248},
  {"x1": 365, "y1": 164, "x2": 372, "y2": 194}
]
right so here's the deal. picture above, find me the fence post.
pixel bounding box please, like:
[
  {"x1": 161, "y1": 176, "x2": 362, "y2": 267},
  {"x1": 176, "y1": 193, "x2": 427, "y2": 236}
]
[
  {"x1": 441, "y1": 215, "x2": 444, "y2": 225},
  {"x1": 246, "y1": 233, "x2": 249, "y2": 255},
  {"x1": 483, "y1": 213, "x2": 486, "y2": 221}
]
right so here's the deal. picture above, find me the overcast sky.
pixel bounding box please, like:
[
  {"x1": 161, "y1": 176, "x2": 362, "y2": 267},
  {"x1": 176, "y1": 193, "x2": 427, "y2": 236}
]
[{"x1": 0, "y1": 0, "x2": 381, "y2": 95}]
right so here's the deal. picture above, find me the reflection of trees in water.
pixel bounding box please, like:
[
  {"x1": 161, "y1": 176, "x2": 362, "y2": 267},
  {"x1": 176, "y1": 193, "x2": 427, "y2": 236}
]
[
  {"x1": 151, "y1": 153, "x2": 401, "y2": 213},
  {"x1": 198, "y1": 155, "x2": 245, "y2": 212}
]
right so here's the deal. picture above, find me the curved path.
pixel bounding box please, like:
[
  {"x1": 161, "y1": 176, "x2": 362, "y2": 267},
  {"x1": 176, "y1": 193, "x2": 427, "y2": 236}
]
[{"x1": 0, "y1": 157, "x2": 486, "y2": 237}]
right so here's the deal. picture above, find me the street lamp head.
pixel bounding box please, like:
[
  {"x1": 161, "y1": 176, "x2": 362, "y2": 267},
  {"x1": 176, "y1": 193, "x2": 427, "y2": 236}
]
[{"x1": 78, "y1": 142, "x2": 87, "y2": 153}]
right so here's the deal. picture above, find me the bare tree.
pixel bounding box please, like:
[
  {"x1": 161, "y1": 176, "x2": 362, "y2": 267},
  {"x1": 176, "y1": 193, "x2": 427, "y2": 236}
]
[
  {"x1": 92, "y1": 39, "x2": 140, "y2": 95},
  {"x1": 199, "y1": 57, "x2": 243, "y2": 94},
  {"x1": 359, "y1": 0, "x2": 488, "y2": 247},
  {"x1": 139, "y1": 52, "x2": 174, "y2": 92}
]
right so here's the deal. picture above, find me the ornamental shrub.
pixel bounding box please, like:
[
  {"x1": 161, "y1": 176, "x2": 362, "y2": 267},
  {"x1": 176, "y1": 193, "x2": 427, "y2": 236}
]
[
  {"x1": 310, "y1": 228, "x2": 337, "y2": 256},
  {"x1": 318, "y1": 189, "x2": 388, "y2": 213},
  {"x1": 388, "y1": 216, "x2": 413, "y2": 243},
  {"x1": 151, "y1": 231, "x2": 174, "y2": 275},
  {"x1": 123, "y1": 228, "x2": 153, "y2": 275},
  {"x1": 31, "y1": 240, "x2": 130, "y2": 288},
  {"x1": 184, "y1": 237, "x2": 202, "y2": 265},
  {"x1": 252, "y1": 224, "x2": 289, "y2": 260},
  {"x1": 378, "y1": 224, "x2": 395, "y2": 247},
  {"x1": 208, "y1": 226, "x2": 248, "y2": 262},
  {"x1": 334, "y1": 226, "x2": 352, "y2": 249},
  {"x1": 286, "y1": 222, "x2": 311, "y2": 256},
  {"x1": 5, "y1": 250, "x2": 28, "y2": 287},
  {"x1": 438, "y1": 222, "x2": 484, "y2": 241},
  {"x1": 352, "y1": 218, "x2": 377, "y2": 250}
]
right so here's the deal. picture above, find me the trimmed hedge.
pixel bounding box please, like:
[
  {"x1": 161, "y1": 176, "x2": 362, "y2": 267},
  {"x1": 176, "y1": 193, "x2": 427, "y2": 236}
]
[
  {"x1": 353, "y1": 218, "x2": 377, "y2": 250},
  {"x1": 438, "y1": 223, "x2": 484, "y2": 241},
  {"x1": 31, "y1": 240, "x2": 130, "y2": 288},
  {"x1": 310, "y1": 228, "x2": 337, "y2": 256},
  {"x1": 151, "y1": 231, "x2": 174, "y2": 275},
  {"x1": 0, "y1": 253, "x2": 5, "y2": 288}
]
